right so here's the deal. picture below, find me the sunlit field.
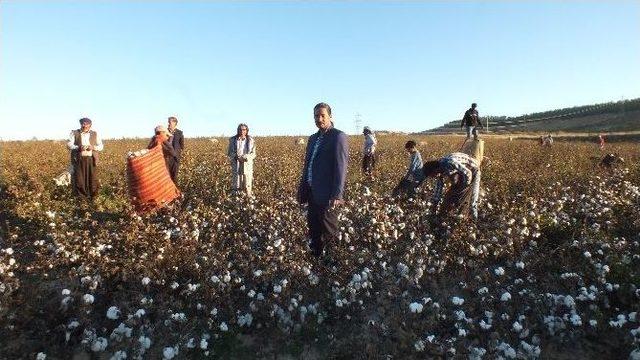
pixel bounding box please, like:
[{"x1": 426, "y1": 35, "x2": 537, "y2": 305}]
[{"x1": 1, "y1": 135, "x2": 639, "y2": 359}]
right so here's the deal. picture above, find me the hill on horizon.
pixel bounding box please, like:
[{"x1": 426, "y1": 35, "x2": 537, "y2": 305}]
[{"x1": 422, "y1": 98, "x2": 640, "y2": 134}]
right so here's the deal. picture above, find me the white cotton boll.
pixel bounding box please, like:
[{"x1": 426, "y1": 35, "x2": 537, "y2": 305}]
[
  {"x1": 186, "y1": 338, "x2": 195, "y2": 349},
  {"x1": 501, "y1": 292, "x2": 512, "y2": 302},
  {"x1": 36, "y1": 352, "x2": 46, "y2": 360},
  {"x1": 219, "y1": 322, "x2": 228, "y2": 331},
  {"x1": 515, "y1": 261, "x2": 525, "y2": 269},
  {"x1": 62, "y1": 289, "x2": 71, "y2": 296},
  {"x1": 426, "y1": 335, "x2": 435, "y2": 342},
  {"x1": 452, "y1": 297, "x2": 465, "y2": 306},
  {"x1": 273, "y1": 285, "x2": 282, "y2": 293},
  {"x1": 273, "y1": 239, "x2": 282, "y2": 248},
  {"x1": 200, "y1": 338, "x2": 208, "y2": 350},
  {"x1": 589, "y1": 319, "x2": 598, "y2": 327},
  {"x1": 629, "y1": 312, "x2": 637, "y2": 322},
  {"x1": 162, "y1": 347, "x2": 177, "y2": 359},
  {"x1": 257, "y1": 293, "x2": 265, "y2": 301},
  {"x1": 237, "y1": 313, "x2": 253, "y2": 327},
  {"x1": 478, "y1": 287, "x2": 489, "y2": 295},
  {"x1": 494, "y1": 267, "x2": 505, "y2": 276},
  {"x1": 458, "y1": 328, "x2": 467, "y2": 337},
  {"x1": 583, "y1": 251, "x2": 592, "y2": 258},
  {"x1": 106, "y1": 306, "x2": 120, "y2": 320},
  {"x1": 138, "y1": 336, "x2": 151, "y2": 349},
  {"x1": 248, "y1": 289, "x2": 256, "y2": 298},
  {"x1": 563, "y1": 295, "x2": 576, "y2": 308},
  {"x1": 135, "y1": 309, "x2": 145, "y2": 318},
  {"x1": 4, "y1": 248, "x2": 14, "y2": 255},
  {"x1": 409, "y1": 302, "x2": 423, "y2": 313},
  {"x1": 110, "y1": 350, "x2": 127, "y2": 360},
  {"x1": 497, "y1": 342, "x2": 516, "y2": 359},
  {"x1": 253, "y1": 270, "x2": 263, "y2": 277},
  {"x1": 414, "y1": 340, "x2": 425, "y2": 352},
  {"x1": 91, "y1": 337, "x2": 108, "y2": 352},
  {"x1": 170, "y1": 313, "x2": 187, "y2": 322},
  {"x1": 9, "y1": 258, "x2": 16, "y2": 266},
  {"x1": 512, "y1": 321, "x2": 523, "y2": 332},
  {"x1": 222, "y1": 274, "x2": 231, "y2": 282},
  {"x1": 570, "y1": 314, "x2": 582, "y2": 326},
  {"x1": 170, "y1": 281, "x2": 179, "y2": 289},
  {"x1": 630, "y1": 349, "x2": 640, "y2": 360},
  {"x1": 83, "y1": 294, "x2": 95, "y2": 304},
  {"x1": 141, "y1": 277, "x2": 151, "y2": 286}
]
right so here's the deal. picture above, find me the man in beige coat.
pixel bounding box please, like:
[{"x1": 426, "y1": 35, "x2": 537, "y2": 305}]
[{"x1": 227, "y1": 123, "x2": 256, "y2": 196}]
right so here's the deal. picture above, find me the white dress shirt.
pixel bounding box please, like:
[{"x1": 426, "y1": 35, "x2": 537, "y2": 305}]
[{"x1": 67, "y1": 130, "x2": 104, "y2": 156}]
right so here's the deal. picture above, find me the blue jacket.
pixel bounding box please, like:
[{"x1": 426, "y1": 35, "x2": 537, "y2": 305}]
[{"x1": 298, "y1": 127, "x2": 349, "y2": 206}]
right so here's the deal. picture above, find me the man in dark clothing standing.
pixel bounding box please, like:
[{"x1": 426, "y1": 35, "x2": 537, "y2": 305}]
[
  {"x1": 297, "y1": 103, "x2": 349, "y2": 258},
  {"x1": 167, "y1": 116, "x2": 184, "y2": 183},
  {"x1": 67, "y1": 118, "x2": 104, "y2": 201},
  {"x1": 460, "y1": 103, "x2": 483, "y2": 140}
]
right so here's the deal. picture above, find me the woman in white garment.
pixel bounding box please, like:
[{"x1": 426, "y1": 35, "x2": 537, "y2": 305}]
[
  {"x1": 362, "y1": 126, "x2": 377, "y2": 179},
  {"x1": 227, "y1": 123, "x2": 256, "y2": 196}
]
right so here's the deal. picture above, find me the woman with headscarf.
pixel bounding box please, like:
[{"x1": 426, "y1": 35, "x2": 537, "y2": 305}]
[
  {"x1": 227, "y1": 123, "x2": 256, "y2": 196},
  {"x1": 148, "y1": 125, "x2": 178, "y2": 178},
  {"x1": 362, "y1": 126, "x2": 377, "y2": 179}
]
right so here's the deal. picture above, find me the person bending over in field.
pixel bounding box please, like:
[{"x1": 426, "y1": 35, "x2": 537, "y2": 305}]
[
  {"x1": 148, "y1": 125, "x2": 179, "y2": 180},
  {"x1": 392, "y1": 141, "x2": 424, "y2": 198},
  {"x1": 599, "y1": 153, "x2": 624, "y2": 169},
  {"x1": 423, "y1": 152, "x2": 481, "y2": 221}
]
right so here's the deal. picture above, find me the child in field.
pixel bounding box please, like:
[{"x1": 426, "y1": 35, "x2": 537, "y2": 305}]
[{"x1": 392, "y1": 141, "x2": 424, "y2": 198}]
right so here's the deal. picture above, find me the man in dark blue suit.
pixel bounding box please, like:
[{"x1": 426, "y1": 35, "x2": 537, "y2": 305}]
[
  {"x1": 297, "y1": 103, "x2": 349, "y2": 257},
  {"x1": 167, "y1": 116, "x2": 184, "y2": 184}
]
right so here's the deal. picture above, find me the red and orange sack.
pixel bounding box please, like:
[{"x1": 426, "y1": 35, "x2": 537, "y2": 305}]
[{"x1": 126, "y1": 145, "x2": 180, "y2": 212}]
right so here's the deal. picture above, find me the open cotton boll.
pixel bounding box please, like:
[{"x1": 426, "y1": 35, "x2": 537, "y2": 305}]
[
  {"x1": 90, "y1": 337, "x2": 108, "y2": 352},
  {"x1": 409, "y1": 302, "x2": 423, "y2": 313},
  {"x1": 83, "y1": 294, "x2": 95, "y2": 304},
  {"x1": 106, "y1": 306, "x2": 120, "y2": 320},
  {"x1": 162, "y1": 346, "x2": 178, "y2": 359},
  {"x1": 452, "y1": 297, "x2": 465, "y2": 306}
]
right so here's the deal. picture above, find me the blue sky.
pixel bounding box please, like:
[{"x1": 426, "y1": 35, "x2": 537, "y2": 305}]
[{"x1": 1, "y1": 1, "x2": 639, "y2": 140}]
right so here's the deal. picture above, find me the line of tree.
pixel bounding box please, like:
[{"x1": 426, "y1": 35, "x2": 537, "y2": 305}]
[{"x1": 439, "y1": 98, "x2": 640, "y2": 129}]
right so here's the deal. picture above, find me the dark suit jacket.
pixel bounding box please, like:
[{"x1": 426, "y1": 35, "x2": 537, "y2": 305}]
[
  {"x1": 298, "y1": 127, "x2": 349, "y2": 206},
  {"x1": 170, "y1": 129, "x2": 184, "y2": 159}
]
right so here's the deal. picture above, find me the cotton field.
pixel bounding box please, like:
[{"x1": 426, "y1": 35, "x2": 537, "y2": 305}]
[{"x1": 0, "y1": 135, "x2": 638, "y2": 359}]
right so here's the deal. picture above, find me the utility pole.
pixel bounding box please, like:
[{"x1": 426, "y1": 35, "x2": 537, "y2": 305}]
[{"x1": 354, "y1": 113, "x2": 363, "y2": 134}]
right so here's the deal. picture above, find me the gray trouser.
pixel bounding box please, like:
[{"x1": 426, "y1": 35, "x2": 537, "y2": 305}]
[
  {"x1": 471, "y1": 170, "x2": 481, "y2": 220},
  {"x1": 466, "y1": 126, "x2": 479, "y2": 139}
]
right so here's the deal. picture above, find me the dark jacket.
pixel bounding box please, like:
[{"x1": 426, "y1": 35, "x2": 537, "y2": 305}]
[
  {"x1": 148, "y1": 136, "x2": 178, "y2": 165},
  {"x1": 461, "y1": 108, "x2": 482, "y2": 127},
  {"x1": 169, "y1": 129, "x2": 184, "y2": 159},
  {"x1": 298, "y1": 126, "x2": 349, "y2": 206}
]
